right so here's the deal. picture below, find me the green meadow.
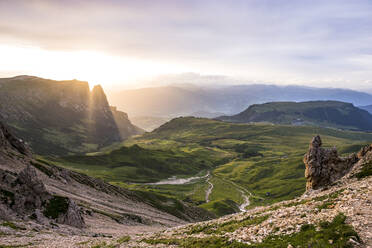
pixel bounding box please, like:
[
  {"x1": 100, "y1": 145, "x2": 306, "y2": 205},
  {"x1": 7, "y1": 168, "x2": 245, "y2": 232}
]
[{"x1": 47, "y1": 117, "x2": 372, "y2": 216}]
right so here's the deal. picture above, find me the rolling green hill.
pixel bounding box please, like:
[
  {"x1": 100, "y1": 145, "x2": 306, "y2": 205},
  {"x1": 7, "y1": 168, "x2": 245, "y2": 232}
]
[
  {"x1": 50, "y1": 117, "x2": 372, "y2": 216},
  {"x1": 217, "y1": 101, "x2": 372, "y2": 131},
  {"x1": 52, "y1": 144, "x2": 228, "y2": 183}
]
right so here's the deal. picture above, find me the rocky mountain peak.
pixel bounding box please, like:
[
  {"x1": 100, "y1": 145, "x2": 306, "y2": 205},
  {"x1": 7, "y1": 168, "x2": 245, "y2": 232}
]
[
  {"x1": 0, "y1": 76, "x2": 143, "y2": 155},
  {"x1": 91, "y1": 84, "x2": 109, "y2": 108}
]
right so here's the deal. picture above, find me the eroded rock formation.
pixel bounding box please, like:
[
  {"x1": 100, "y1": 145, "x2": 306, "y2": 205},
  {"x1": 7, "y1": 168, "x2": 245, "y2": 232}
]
[
  {"x1": 304, "y1": 135, "x2": 358, "y2": 190},
  {"x1": 0, "y1": 122, "x2": 85, "y2": 228}
]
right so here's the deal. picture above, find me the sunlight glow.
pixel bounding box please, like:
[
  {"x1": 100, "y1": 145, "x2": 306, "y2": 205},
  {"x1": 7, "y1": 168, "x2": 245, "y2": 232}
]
[{"x1": 0, "y1": 44, "x2": 188, "y2": 88}]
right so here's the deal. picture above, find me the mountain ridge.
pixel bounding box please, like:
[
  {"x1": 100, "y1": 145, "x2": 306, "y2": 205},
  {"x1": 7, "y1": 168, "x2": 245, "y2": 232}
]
[
  {"x1": 217, "y1": 101, "x2": 372, "y2": 132},
  {"x1": 108, "y1": 84, "x2": 372, "y2": 119},
  {"x1": 0, "y1": 76, "x2": 143, "y2": 155}
]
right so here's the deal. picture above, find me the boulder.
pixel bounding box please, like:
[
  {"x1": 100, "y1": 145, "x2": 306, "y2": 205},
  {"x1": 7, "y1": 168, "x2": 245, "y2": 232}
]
[
  {"x1": 0, "y1": 165, "x2": 85, "y2": 228},
  {"x1": 57, "y1": 199, "x2": 85, "y2": 228},
  {"x1": 13, "y1": 165, "x2": 49, "y2": 215}
]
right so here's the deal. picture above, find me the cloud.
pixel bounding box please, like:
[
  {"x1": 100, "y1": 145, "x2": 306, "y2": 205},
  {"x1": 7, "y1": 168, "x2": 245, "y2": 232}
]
[{"x1": 1, "y1": 0, "x2": 372, "y2": 89}]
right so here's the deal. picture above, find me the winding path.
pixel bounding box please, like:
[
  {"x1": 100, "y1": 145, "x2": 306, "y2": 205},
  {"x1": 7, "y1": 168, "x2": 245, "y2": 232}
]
[
  {"x1": 145, "y1": 170, "x2": 252, "y2": 212},
  {"x1": 205, "y1": 176, "x2": 214, "y2": 203},
  {"x1": 238, "y1": 190, "x2": 251, "y2": 212},
  {"x1": 219, "y1": 177, "x2": 252, "y2": 212}
]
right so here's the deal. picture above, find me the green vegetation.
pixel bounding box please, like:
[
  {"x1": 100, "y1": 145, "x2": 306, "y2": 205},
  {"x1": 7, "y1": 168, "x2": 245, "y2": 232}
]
[
  {"x1": 247, "y1": 213, "x2": 359, "y2": 248},
  {"x1": 144, "y1": 213, "x2": 358, "y2": 248},
  {"x1": 43, "y1": 195, "x2": 69, "y2": 219},
  {"x1": 311, "y1": 190, "x2": 345, "y2": 211},
  {"x1": 90, "y1": 242, "x2": 117, "y2": 248},
  {"x1": 51, "y1": 145, "x2": 224, "y2": 183},
  {"x1": 199, "y1": 199, "x2": 240, "y2": 217},
  {"x1": 117, "y1": 236, "x2": 130, "y2": 244},
  {"x1": 143, "y1": 236, "x2": 249, "y2": 248},
  {"x1": 132, "y1": 189, "x2": 212, "y2": 221},
  {"x1": 355, "y1": 161, "x2": 372, "y2": 179},
  {"x1": 187, "y1": 214, "x2": 269, "y2": 235},
  {"x1": 0, "y1": 76, "x2": 142, "y2": 155},
  {"x1": 128, "y1": 117, "x2": 372, "y2": 212},
  {"x1": 218, "y1": 101, "x2": 372, "y2": 132},
  {"x1": 313, "y1": 189, "x2": 345, "y2": 202},
  {"x1": 1, "y1": 222, "x2": 26, "y2": 230},
  {"x1": 47, "y1": 117, "x2": 372, "y2": 216}
]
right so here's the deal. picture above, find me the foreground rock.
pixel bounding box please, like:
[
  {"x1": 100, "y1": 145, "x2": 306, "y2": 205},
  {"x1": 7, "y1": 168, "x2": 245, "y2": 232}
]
[
  {"x1": 304, "y1": 135, "x2": 358, "y2": 190},
  {"x1": 0, "y1": 122, "x2": 85, "y2": 228}
]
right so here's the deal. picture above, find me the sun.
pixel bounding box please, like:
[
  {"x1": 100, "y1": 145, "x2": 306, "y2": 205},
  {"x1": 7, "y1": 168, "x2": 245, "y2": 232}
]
[{"x1": 0, "y1": 44, "x2": 187, "y2": 88}]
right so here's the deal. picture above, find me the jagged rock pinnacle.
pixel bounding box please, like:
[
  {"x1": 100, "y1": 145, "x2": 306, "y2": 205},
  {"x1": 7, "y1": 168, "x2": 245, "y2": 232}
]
[{"x1": 304, "y1": 135, "x2": 358, "y2": 190}]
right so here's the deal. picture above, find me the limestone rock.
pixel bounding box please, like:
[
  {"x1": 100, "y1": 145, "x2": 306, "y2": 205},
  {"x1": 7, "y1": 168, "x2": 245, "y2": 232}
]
[
  {"x1": 13, "y1": 165, "x2": 49, "y2": 215},
  {"x1": 0, "y1": 165, "x2": 85, "y2": 228},
  {"x1": 357, "y1": 144, "x2": 372, "y2": 159},
  {"x1": 304, "y1": 135, "x2": 358, "y2": 190},
  {"x1": 57, "y1": 199, "x2": 85, "y2": 228}
]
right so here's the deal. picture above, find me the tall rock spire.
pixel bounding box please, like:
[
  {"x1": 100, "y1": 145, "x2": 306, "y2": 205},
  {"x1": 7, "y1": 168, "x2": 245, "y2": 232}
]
[{"x1": 304, "y1": 135, "x2": 358, "y2": 190}]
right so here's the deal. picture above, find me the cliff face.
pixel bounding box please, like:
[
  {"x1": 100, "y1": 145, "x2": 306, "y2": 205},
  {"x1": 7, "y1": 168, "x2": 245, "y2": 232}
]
[{"x1": 0, "y1": 76, "x2": 143, "y2": 155}]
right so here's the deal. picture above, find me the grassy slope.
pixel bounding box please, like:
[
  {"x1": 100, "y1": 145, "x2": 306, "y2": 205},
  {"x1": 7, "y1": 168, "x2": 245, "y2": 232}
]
[
  {"x1": 51, "y1": 144, "x2": 229, "y2": 183},
  {"x1": 48, "y1": 117, "x2": 372, "y2": 216},
  {"x1": 125, "y1": 117, "x2": 372, "y2": 210}
]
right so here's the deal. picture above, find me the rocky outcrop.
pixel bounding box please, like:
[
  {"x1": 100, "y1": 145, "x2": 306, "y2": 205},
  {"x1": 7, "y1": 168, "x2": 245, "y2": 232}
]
[
  {"x1": 57, "y1": 199, "x2": 85, "y2": 228},
  {"x1": 13, "y1": 165, "x2": 50, "y2": 215},
  {"x1": 0, "y1": 165, "x2": 85, "y2": 228},
  {"x1": 304, "y1": 135, "x2": 358, "y2": 190},
  {"x1": 0, "y1": 121, "x2": 85, "y2": 228}
]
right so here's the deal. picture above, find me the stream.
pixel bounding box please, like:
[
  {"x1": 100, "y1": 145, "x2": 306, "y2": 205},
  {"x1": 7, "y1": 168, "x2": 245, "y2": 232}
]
[
  {"x1": 148, "y1": 171, "x2": 251, "y2": 212},
  {"x1": 148, "y1": 171, "x2": 210, "y2": 185}
]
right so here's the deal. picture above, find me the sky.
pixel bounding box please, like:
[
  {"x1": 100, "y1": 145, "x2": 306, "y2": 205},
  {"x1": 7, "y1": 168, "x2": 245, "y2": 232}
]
[{"x1": 1, "y1": 0, "x2": 372, "y2": 91}]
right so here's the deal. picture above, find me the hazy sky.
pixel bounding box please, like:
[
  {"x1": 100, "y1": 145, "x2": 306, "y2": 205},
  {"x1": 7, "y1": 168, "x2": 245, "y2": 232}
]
[{"x1": 1, "y1": 0, "x2": 372, "y2": 90}]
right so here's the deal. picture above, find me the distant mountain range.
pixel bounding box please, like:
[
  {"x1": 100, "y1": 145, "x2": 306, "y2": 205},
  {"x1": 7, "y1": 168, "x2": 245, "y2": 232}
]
[
  {"x1": 108, "y1": 84, "x2": 372, "y2": 119},
  {"x1": 130, "y1": 116, "x2": 170, "y2": 132},
  {"x1": 0, "y1": 76, "x2": 143, "y2": 155},
  {"x1": 217, "y1": 101, "x2": 372, "y2": 132}
]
